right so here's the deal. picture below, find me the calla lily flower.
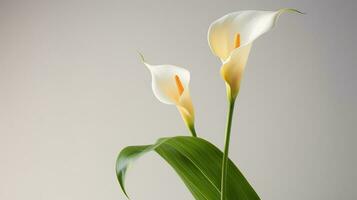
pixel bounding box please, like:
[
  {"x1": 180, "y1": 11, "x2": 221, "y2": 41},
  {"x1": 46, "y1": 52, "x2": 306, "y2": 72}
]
[
  {"x1": 208, "y1": 8, "x2": 302, "y2": 100},
  {"x1": 139, "y1": 53, "x2": 197, "y2": 137}
]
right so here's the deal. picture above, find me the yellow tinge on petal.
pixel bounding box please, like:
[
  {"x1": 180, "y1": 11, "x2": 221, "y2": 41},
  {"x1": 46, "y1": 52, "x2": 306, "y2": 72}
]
[
  {"x1": 208, "y1": 8, "x2": 302, "y2": 100},
  {"x1": 208, "y1": 9, "x2": 302, "y2": 62},
  {"x1": 221, "y1": 43, "x2": 252, "y2": 100},
  {"x1": 220, "y1": 32, "x2": 250, "y2": 100},
  {"x1": 174, "y1": 74, "x2": 195, "y2": 132},
  {"x1": 177, "y1": 90, "x2": 195, "y2": 133}
]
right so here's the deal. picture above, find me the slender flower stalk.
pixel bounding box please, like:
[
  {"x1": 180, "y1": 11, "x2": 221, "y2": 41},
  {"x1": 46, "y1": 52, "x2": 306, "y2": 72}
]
[
  {"x1": 188, "y1": 123, "x2": 197, "y2": 137},
  {"x1": 207, "y1": 8, "x2": 302, "y2": 199},
  {"x1": 220, "y1": 98, "x2": 235, "y2": 200},
  {"x1": 220, "y1": 32, "x2": 243, "y2": 200}
]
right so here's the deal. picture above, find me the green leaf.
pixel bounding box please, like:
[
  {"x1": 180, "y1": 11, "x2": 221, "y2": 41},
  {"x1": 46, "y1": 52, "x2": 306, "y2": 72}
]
[{"x1": 116, "y1": 136, "x2": 260, "y2": 200}]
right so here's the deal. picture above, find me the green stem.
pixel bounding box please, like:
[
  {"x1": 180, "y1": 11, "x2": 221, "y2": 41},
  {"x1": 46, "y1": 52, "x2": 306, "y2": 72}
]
[
  {"x1": 189, "y1": 123, "x2": 197, "y2": 137},
  {"x1": 220, "y1": 99, "x2": 235, "y2": 200}
]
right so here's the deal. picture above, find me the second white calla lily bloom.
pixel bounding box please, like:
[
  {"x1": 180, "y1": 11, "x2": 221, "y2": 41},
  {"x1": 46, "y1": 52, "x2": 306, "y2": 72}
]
[
  {"x1": 140, "y1": 54, "x2": 196, "y2": 136},
  {"x1": 208, "y1": 8, "x2": 302, "y2": 100}
]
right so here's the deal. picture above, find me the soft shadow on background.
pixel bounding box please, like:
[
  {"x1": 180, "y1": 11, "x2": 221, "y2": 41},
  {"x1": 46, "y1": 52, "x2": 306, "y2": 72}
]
[{"x1": 0, "y1": 0, "x2": 356, "y2": 199}]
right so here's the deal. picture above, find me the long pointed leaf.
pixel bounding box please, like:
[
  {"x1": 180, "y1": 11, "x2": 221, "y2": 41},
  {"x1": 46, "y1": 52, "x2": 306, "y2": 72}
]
[{"x1": 116, "y1": 136, "x2": 260, "y2": 200}]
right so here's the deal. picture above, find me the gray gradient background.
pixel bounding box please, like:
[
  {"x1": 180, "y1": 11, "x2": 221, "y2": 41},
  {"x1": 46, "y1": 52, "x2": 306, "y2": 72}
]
[{"x1": 0, "y1": 0, "x2": 356, "y2": 199}]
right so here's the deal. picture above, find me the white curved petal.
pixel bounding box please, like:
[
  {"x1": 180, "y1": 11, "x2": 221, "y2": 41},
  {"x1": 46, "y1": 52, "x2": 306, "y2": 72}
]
[
  {"x1": 177, "y1": 88, "x2": 195, "y2": 122},
  {"x1": 144, "y1": 62, "x2": 190, "y2": 105},
  {"x1": 220, "y1": 43, "x2": 252, "y2": 98},
  {"x1": 140, "y1": 56, "x2": 195, "y2": 127},
  {"x1": 208, "y1": 8, "x2": 302, "y2": 61}
]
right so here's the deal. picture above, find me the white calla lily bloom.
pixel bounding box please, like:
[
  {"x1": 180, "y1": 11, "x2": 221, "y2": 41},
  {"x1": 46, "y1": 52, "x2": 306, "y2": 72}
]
[
  {"x1": 208, "y1": 8, "x2": 302, "y2": 100},
  {"x1": 140, "y1": 54, "x2": 196, "y2": 136}
]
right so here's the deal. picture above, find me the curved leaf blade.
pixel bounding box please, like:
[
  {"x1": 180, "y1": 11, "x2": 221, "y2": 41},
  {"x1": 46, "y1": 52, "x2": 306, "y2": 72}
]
[{"x1": 116, "y1": 136, "x2": 260, "y2": 200}]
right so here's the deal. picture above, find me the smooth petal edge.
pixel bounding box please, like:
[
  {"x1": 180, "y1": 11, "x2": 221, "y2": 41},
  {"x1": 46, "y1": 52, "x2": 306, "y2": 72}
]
[
  {"x1": 208, "y1": 8, "x2": 303, "y2": 62},
  {"x1": 139, "y1": 52, "x2": 191, "y2": 105},
  {"x1": 220, "y1": 43, "x2": 252, "y2": 100}
]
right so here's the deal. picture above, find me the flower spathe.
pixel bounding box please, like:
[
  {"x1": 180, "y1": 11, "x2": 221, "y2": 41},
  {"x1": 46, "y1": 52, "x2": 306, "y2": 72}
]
[
  {"x1": 139, "y1": 54, "x2": 196, "y2": 136},
  {"x1": 208, "y1": 8, "x2": 303, "y2": 100}
]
